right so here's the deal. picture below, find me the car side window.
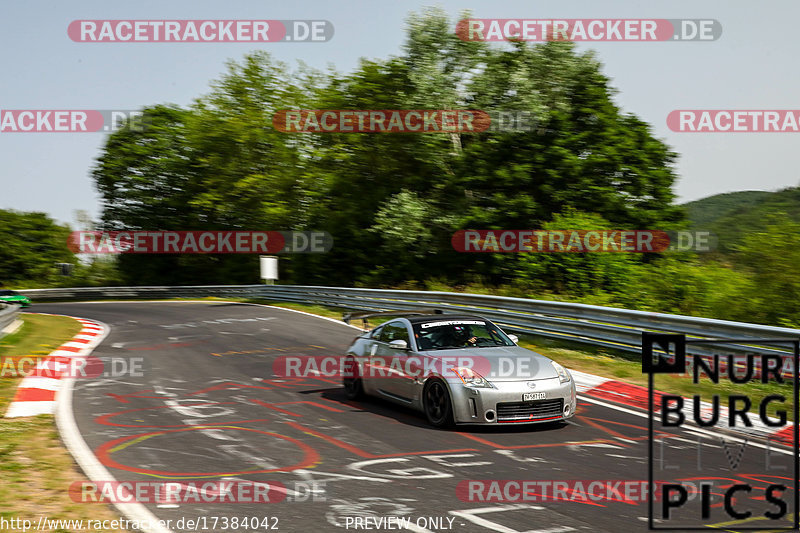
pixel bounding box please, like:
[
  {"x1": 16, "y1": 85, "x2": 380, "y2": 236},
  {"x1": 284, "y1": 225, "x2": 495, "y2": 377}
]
[
  {"x1": 378, "y1": 324, "x2": 395, "y2": 342},
  {"x1": 379, "y1": 321, "x2": 409, "y2": 343},
  {"x1": 394, "y1": 323, "x2": 410, "y2": 343}
]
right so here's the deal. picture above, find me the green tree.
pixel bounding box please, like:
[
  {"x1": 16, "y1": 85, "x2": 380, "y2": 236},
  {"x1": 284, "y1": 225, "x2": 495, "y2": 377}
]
[
  {"x1": 91, "y1": 11, "x2": 685, "y2": 288},
  {"x1": 0, "y1": 210, "x2": 75, "y2": 286},
  {"x1": 455, "y1": 40, "x2": 682, "y2": 230},
  {"x1": 366, "y1": 190, "x2": 456, "y2": 284},
  {"x1": 511, "y1": 210, "x2": 643, "y2": 296},
  {"x1": 732, "y1": 214, "x2": 800, "y2": 325},
  {"x1": 92, "y1": 54, "x2": 315, "y2": 284}
]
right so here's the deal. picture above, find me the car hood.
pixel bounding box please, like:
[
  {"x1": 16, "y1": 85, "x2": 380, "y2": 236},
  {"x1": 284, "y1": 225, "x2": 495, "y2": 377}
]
[{"x1": 418, "y1": 346, "x2": 559, "y2": 382}]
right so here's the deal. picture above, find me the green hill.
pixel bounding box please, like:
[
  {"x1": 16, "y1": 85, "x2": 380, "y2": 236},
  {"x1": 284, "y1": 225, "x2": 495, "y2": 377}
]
[
  {"x1": 684, "y1": 187, "x2": 800, "y2": 252},
  {"x1": 684, "y1": 190, "x2": 773, "y2": 228}
]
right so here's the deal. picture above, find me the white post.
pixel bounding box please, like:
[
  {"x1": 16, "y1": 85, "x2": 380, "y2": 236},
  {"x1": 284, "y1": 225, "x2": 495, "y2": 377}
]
[{"x1": 260, "y1": 255, "x2": 278, "y2": 285}]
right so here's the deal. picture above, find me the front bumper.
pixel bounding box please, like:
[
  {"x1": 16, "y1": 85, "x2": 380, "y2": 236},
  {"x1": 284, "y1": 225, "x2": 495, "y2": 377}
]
[{"x1": 449, "y1": 377, "x2": 577, "y2": 425}]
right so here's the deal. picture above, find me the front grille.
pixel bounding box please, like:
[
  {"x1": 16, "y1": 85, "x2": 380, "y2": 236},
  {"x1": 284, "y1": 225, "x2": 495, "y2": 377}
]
[{"x1": 496, "y1": 399, "x2": 564, "y2": 422}]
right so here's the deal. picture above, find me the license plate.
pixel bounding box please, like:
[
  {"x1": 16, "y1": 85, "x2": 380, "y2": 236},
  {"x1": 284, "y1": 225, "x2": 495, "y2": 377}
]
[{"x1": 523, "y1": 392, "x2": 546, "y2": 401}]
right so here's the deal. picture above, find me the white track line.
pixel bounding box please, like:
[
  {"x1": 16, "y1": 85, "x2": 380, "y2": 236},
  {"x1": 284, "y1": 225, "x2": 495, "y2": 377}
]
[{"x1": 52, "y1": 317, "x2": 173, "y2": 533}]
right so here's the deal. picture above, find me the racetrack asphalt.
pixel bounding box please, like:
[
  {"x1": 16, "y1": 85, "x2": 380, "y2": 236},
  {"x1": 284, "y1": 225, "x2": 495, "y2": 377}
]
[{"x1": 30, "y1": 302, "x2": 797, "y2": 533}]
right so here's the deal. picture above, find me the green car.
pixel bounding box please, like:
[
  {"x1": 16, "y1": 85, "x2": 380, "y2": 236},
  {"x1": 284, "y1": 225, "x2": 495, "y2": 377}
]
[{"x1": 0, "y1": 290, "x2": 30, "y2": 308}]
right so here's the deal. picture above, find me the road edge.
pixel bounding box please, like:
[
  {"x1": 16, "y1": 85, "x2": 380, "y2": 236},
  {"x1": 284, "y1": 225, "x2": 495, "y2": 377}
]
[{"x1": 51, "y1": 316, "x2": 173, "y2": 533}]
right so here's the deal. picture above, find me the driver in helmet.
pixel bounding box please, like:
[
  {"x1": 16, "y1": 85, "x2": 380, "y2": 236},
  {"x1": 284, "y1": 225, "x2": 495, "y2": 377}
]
[{"x1": 452, "y1": 325, "x2": 478, "y2": 347}]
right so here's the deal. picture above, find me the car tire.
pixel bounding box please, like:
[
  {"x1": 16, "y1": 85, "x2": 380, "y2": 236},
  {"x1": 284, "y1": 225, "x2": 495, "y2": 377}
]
[
  {"x1": 423, "y1": 378, "x2": 454, "y2": 428},
  {"x1": 342, "y1": 356, "x2": 364, "y2": 400}
]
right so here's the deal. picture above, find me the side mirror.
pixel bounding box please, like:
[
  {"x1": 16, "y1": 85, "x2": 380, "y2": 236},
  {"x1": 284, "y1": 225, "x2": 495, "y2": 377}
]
[
  {"x1": 508, "y1": 334, "x2": 519, "y2": 344},
  {"x1": 389, "y1": 339, "x2": 409, "y2": 350}
]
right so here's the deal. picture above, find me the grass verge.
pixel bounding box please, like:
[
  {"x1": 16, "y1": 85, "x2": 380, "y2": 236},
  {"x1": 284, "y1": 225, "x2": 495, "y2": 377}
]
[
  {"x1": 0, "y1": 313, "x2": 83, "y2": 359},
  {"x1": 0, "y1": 313, "x2": 126, "y2": 532}
]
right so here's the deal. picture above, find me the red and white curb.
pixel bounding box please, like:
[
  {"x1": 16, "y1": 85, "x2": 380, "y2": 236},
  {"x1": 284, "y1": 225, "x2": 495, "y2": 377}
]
[
  {"x1": 571, "y1": 369, "x2": 791, "y2": 444},
  {"x1": 3, "y1": 313, "x2": 169, "y2": 532},
  {"x1": 5, "y1": 317, "x2": 106, "y2": 418}
]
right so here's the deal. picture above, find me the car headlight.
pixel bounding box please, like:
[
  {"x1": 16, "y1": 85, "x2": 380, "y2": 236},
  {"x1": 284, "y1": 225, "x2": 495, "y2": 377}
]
[
  {"x1": 551, "y1": 361, "x2": 571, "y2": 384},
  {"x1": 451, "y1": 367, "x2": 493, "y2": 388}
]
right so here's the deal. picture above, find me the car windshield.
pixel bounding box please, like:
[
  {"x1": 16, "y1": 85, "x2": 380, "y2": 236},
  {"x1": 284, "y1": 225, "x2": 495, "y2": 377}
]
[
  {"x1": 412, "y1": 319, "x2": 514, "y2": 350},
  {"x1": 0, "y1": 290, "x2": 15, "y2": 296}
]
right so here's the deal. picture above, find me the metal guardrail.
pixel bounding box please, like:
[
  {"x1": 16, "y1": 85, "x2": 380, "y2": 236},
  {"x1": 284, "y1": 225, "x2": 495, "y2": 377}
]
[
  {"x1": 18, "y1": 285, "x2": 800, "y2": 362},
  {"x1": 0, "y1": 302, "x2": 20, "y2": 338}
]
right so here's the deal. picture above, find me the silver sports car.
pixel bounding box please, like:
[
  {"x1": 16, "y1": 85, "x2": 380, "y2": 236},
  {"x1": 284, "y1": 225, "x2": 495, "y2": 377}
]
[{"x1": 341, "y1": 312, "x2": 576, "y2": 428}]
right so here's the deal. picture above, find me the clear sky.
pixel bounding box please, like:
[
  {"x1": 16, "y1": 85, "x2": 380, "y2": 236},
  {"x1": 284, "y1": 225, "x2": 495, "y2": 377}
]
[{"x1": 1, "y1": 0, "x2": 799, "y2": 225}]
